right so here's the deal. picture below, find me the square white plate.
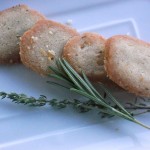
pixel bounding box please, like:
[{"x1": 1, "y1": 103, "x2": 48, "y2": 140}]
[{"x1": 0, "y1": 0, "x2": 150, "y2": 149}]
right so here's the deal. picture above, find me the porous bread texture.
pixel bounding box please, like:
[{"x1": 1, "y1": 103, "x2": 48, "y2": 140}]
[
  {"x1": 63, "y1": 32, "x2": 106, "y2": 81},
  {"x1": 0, "y1": 4, "x2": 45, "y2": 64},
  {"x1": 105, "y1": 35, "x2": 150, "y2": 97},
  {"x1": 20, "y1": 19, "x2": 79, "y2": 75}
]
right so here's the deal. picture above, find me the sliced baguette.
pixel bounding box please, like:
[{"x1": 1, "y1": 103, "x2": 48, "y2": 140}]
[
  {"x1": 0, "y1": 4, "x2": 45, "y2": 64},
  {"x1": 20, "y1": 20, "x2": 79, "y2": 75},
  {"x1": 105, "y1": 35, "x2": 150, "y2": 97},
  {"x1": 62, "y1": 32, "x2": 106, "y2": 81}
]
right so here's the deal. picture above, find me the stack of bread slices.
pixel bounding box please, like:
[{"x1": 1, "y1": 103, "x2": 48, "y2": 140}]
[{"x1": 1, "y1": 4, "x2": 150, "y2": 97}]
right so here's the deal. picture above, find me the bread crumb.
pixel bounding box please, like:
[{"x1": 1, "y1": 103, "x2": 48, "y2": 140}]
[
  {"x1": 48, "y1": 57, "x2": 52, "y2": 61},
  {"x1": 49, "y1": 31, "x2": 53, "y2": 35},
  {"x1": 31, "y1": 36, "x2": 38, "y2": 41},
  {"x1": 40, "y1": 49, "x2": 55, "y2": 60},
  {"x1": 40, "y1": 49, "x2": 47, "y2": 57},
  {"x1": 47, "y1": 50, "x2": 55, "y2": 61},
  {"x1": 48, "y1": 50, "x2": 55, "y2": 56},
  {"x1": 66, "y1": 19, "x2": 73, "y2": 26}
]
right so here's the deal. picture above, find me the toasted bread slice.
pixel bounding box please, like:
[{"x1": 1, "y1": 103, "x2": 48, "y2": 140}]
[
  {"x1": 0, "y1": 4, "x2": 45, "y2": 64},
  {"x1": 105, "y1": 35, "x2": 150, "y2": 97},
  {"x1": 20, "y1": 20, "x2": 79, "y2": 75},
  {"x1": 62, "y1": 32, "x2": 106, "y2": 81}
]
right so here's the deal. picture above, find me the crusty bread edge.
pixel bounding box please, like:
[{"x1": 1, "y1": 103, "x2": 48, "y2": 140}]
[
  {"x1": 104, "y1": 35, "x2": 150, "y2": 97},
  {"x1": 0, "y1": 4, "x2": 46, "y2": 64},
  {"x1": 62, "y1": 32, "x2": 108, "y2": 82},
  {"x1": 0, "y1": 4, "x2": 46, "y2": 20},
  {"x1": 20, "y1": 19, "x2": 79, "y2": 75}
]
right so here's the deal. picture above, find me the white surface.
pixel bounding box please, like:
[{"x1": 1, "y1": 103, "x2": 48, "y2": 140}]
[{"x1": 0, "y1": 0, "x2": 150, "y2": 150}]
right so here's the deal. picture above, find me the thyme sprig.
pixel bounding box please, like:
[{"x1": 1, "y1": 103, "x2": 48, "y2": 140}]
[
  {"x1": 0, "y1": 58, "x2": 150, "y2": 129},
  {"x1": 0, "y1": 92, "x2": 93, "y2": 112},
  {"x1": 0, "y1": 92, "x2": 149, "y2": 115}
]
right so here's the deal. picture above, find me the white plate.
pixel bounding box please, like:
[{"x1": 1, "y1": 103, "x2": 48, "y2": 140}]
[{"x1": 0, "y1": 0, "x2": 150, "y2": 150}]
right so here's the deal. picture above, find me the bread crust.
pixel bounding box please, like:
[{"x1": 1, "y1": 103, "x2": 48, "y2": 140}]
[
  {"x1": 0, "y1": 4, "x2": 45, "y2": 64},
  {"x1": 63, "y1": 32, "x2": 107, "y2": 82},
  {"x1": 20, "y1": 20, "x2": 79, "y2": 75},
  {"x1": 105, "y1": 35, "x2": 150, "y2": 97}
]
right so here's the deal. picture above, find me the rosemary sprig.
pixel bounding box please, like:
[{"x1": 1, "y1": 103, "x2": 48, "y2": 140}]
[
  {"x1": 47, "y1": 58, "x2": 150, "y2": 129},
  {"x1": 0, "y1": 58, "x2": 150, "y2": 129}
]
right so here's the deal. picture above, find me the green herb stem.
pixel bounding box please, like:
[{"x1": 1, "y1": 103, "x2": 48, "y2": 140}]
[{"x1": 1, "y1": 58, "x2": 150, "y2": 129}]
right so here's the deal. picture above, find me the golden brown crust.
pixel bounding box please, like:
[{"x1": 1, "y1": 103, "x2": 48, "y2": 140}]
[
  {"x1": 20, "y1": 21, "x2": 44, "y2": 75},
  {"x1": 63, "y1": 32, "x2": 107, "y2": 82},
  {"x1": 0, "y1": 4, "x2": 45, "y2": 64},
  {"x1": 104, "y1": 35, "x2": 150, "y2": 97},
  {"x1": 62, "y1": 35, "x2": 81, "y2": 72},
  {"x1": 0, "y1": 50, "x2": 20, "y2": 64},
  {"x1": 0, "y1": 4, "x2": 45, "y2": 21},
  {"x1": 20, "y1": 20, "x2": 79, "y2": 75}
]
